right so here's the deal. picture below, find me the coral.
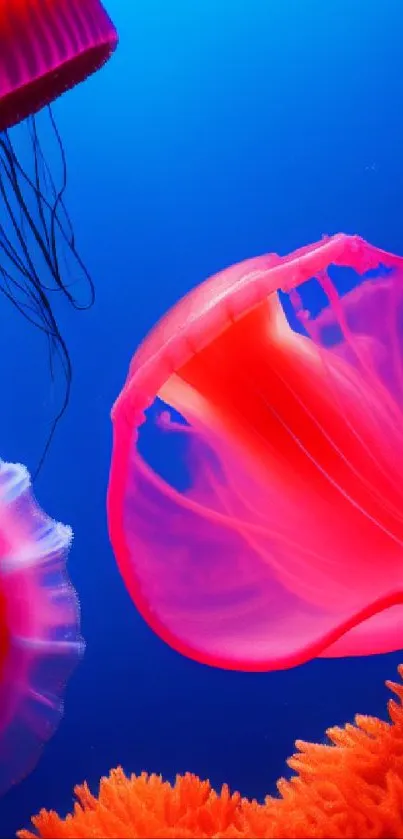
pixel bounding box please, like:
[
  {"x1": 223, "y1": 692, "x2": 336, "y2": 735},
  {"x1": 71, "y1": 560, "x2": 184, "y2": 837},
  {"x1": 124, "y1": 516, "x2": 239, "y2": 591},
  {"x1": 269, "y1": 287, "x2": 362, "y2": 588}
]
[{"x1": 18, "y1": 665, "x2": 403, "y2": 839}]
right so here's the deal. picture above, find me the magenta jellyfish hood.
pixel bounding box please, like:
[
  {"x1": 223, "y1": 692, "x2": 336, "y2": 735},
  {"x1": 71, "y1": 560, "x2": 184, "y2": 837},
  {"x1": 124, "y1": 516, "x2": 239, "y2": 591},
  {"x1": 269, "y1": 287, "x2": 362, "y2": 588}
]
[
  {"x1": 0, "y1": 0, "x2": 118, "y2": 131},
  {"x1": 108, "y1": 234, "x2": 403, "y2": 671}
]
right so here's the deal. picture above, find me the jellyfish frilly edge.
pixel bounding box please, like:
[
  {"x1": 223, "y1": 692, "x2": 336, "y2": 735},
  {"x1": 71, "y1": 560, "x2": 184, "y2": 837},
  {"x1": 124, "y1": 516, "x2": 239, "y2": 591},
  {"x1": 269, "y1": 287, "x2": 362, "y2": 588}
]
[
  {"x1": 108, "y1": 233, "x2": 403, "y2": 672},
  {"x1": 0, "y1": 459, "x2": 83, "y2": 797}
]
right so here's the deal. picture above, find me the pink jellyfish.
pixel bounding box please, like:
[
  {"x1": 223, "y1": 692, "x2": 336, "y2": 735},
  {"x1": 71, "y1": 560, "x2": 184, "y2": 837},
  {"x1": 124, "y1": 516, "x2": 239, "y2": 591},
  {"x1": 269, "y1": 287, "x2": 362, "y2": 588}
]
[
  {"x1": 0, "y1": 0, "x2": 118, "y2": 475},
  {"x1": 108, "y1": 234, "x2": 403, "y2": 671},
  {"x1": 0, "y1": 459, "x2": 82, "y2": 794}
]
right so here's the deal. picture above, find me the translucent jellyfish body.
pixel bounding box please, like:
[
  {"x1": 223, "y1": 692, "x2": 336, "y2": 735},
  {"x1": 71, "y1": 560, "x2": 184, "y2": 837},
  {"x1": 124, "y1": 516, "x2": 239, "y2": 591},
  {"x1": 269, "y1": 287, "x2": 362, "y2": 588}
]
[
  {"x1": 0, "y1": 460, "x2": 82, "y2": 793},
  {"x1": 108, "y1": 234, "x2": 403, "y2": 671}
]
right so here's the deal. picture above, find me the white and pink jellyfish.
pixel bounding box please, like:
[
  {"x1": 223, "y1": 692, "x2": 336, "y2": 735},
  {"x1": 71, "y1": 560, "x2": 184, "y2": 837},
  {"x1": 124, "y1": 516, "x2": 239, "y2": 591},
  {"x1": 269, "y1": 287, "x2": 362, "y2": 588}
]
[{"x1": 0, "y1": 460, "x2": 82, "y2": 795}]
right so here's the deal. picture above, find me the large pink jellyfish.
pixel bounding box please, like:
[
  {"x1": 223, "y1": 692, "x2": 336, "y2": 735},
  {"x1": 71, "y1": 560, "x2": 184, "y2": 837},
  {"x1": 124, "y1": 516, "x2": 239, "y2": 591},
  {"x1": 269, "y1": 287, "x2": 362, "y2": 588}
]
[
  {"x1": 0, "y1": 459, "x2": 82, "y2": 794},
  {"x1": 108, "y1": 234, "x2": 403, "y2": 671}
]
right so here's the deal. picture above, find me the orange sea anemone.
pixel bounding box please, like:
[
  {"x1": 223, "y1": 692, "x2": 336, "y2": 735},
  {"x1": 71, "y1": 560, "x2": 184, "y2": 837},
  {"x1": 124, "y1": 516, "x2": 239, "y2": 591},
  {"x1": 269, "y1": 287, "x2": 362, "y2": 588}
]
[{"x1": 19, "y1": 665, "x2": 403, "y2": 839}]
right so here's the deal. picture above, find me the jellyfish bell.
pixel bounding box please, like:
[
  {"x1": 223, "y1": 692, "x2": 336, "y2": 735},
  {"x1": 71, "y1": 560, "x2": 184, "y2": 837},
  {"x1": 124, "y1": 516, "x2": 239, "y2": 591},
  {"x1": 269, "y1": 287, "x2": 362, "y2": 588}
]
[
  {"x1": 0, "y1": 458, "x2": 83, "y2": 795},
  {"x1": 108, "y1": 234, "x2": 403, "y2": 672},
  {"x1": 0, "y1": 0, "x2": 118, "y2": 475},
  {"x1": 0, "y1": 0, "x2": 118, "y2": 132}
]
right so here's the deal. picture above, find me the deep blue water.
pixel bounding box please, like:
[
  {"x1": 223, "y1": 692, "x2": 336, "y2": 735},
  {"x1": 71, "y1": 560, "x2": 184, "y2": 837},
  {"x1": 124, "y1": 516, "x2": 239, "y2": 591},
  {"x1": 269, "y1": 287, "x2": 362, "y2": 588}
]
[{"x1": 2, "y1": 0, "x2": 403, "y2": 835}]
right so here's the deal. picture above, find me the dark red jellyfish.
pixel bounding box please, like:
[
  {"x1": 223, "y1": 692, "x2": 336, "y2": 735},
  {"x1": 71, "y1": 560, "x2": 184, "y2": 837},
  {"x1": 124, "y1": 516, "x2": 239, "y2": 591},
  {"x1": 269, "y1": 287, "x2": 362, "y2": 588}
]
[
  {"x1": 0, "y1": 0, "x2": 118, "y2": 474},
  {"x1": 108, "y1": 234, "x2": 403, "y2": 671},
  {"x1": 0, "y1": 457, "x2": 83, "y2": 795}
]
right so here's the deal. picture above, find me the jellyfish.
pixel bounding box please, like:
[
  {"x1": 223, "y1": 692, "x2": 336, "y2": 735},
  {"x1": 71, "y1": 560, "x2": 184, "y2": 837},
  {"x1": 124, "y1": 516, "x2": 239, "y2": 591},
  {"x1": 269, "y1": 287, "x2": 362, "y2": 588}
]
[
  {"x1": 0, "y1": 458, "x2": 82, "y2": 795},
  {"x1": 108, "y1": 234, "x2": 403, "y2": 671},
  {"x1": 0, "y1": 0, "x2": 118, "y2": 475}
]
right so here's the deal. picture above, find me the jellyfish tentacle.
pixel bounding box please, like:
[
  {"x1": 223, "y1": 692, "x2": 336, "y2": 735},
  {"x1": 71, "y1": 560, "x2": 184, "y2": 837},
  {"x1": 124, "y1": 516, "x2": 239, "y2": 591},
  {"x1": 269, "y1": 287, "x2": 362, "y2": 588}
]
[{"x1": 0, "y1": 108, "x2": 96, "y2": 476}]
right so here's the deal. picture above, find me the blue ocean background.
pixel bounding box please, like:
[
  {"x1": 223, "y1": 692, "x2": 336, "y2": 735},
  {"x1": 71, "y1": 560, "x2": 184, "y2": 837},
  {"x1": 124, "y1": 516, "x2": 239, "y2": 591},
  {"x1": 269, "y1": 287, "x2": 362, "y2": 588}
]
[{"x1": 2, "y1": 0, "x2": 403, "y2": 834}]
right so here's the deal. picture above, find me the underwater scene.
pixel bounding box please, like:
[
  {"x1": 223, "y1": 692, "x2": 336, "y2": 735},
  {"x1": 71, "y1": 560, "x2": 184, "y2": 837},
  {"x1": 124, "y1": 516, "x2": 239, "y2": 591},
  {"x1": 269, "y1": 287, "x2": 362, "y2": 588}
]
[{"x1": 1, "y1": 1, "x2": 403, "y2": 836}]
